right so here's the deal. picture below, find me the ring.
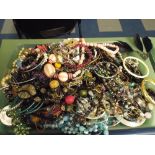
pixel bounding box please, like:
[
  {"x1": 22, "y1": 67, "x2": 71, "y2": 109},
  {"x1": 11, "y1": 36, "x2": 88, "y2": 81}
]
[
  {"x1": 123, "y1": 56, "x2": 149, "y2": 78},
  {"x1": 141, "y1": 78, "x2": 155, "y2": 104}
]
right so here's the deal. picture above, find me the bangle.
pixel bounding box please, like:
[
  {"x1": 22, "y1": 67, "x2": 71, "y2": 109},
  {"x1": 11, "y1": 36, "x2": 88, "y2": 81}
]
[
  {"x1": 123, "y1": 56, "x2": 149, "y2": 78},
  {"x1": 22, "y1": 53, "x2": 48, "y2": 72},
  {"x1": 86, "y1": 111, "x2": 106, "y2": 120},
  {"x1": 141, "y1": 78, "x2": 155, "y2": 104},
  {"x1": 116, "y1": 114, "x2": 146, "y2": 127},
  {"x1": 116, "y1": 107, "x2": 146, "y2": 127}
]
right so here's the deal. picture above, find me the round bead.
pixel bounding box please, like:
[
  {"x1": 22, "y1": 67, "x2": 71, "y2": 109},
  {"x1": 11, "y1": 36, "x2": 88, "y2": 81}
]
[
  {"x1": 57, "y1": 55, "x2": 63, "y2": 63},
  {"x1": 49, "y1": 80, "x2": 59, "y2": 89},
  {"x1": 58, "y1": 72, "x2": 68, "y2": 82},
  {"x1": 49, "y1": 54, "x2": 57, "y2": 63},
  {"x1": 144, "y1": 112, "x2": 152, "y2": 119},
  {"x1": 63, "y1": 116, "x2": 69, "y2": 121},
  {"x1": 65, "y1": 95, "x2": 75, "y2": 105},
  {"x1": 79, "y1": 126, "x2": 85, "y2": 132},
  {"x1": 84, "y1": 130, "x2": 89, "y2": 134},
  {"x1": 79, "y1": 89, "x2": 88, "y2": 97},
  {"x1": 44, "y1": 63, "x2": 56, "y2": 78},
  {"x1": 54, "y1": 62, "x2": 61, "y2": 69},
  {"x1": 147, "y1": 103, "x2": 154, "y2": 111},
  {"x1": 63, "y1": 87, "x2": 68, "y2": 93}
]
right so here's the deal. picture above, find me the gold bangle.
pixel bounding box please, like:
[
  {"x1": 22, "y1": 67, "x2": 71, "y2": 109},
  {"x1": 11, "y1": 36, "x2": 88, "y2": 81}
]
[{"x1": 141, "y1": 78, "x2": 155, "y2": 104}]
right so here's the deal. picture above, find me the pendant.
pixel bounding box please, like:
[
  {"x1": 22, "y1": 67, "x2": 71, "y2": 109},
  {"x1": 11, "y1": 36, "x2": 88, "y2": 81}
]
[{"x1": 0, "y1": 105, "x2": 13, "y2": 126}]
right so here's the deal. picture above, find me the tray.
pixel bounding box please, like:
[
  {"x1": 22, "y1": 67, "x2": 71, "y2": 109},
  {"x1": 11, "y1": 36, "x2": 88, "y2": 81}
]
[{"x1": 0, "y1": 38, "x2": 155, "y2": 134}]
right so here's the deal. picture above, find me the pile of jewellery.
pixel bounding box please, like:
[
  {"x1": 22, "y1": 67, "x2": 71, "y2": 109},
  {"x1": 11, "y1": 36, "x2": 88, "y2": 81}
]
[{"x1": 0, "y1": 38, "x2": 155, "y2": 135}]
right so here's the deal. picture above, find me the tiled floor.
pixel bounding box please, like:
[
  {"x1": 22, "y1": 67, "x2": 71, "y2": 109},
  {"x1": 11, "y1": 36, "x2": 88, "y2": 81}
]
[{"x1": 1, "y1": 19, "x2": 155, "y2": 38}]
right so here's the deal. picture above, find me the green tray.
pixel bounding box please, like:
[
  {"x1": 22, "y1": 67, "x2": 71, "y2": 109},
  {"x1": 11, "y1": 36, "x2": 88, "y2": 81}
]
[{"x1": 0, "y1": 38, "x2": 155, "y2": 134}]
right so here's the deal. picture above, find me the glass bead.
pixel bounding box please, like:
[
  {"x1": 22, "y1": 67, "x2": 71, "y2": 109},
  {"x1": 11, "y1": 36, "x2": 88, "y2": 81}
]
[
  {"x1": 79, "y1": 126, "x2": 85, "y2": 132},
  {"x1": 104, "y1": 130, "x2": 109, "y2": 135},
  {"x1": 88, "y1": 128, "x2": 93, "y2": 132},
  {"x1": 63, "y1": 116, "x2": 69, "y2": 122},
  {"x1": 84, "y1": 130, "x2": 89, "y2": 134},
  {"x1": 76, "y1": 124, "x2": 80, "y2": 127}
]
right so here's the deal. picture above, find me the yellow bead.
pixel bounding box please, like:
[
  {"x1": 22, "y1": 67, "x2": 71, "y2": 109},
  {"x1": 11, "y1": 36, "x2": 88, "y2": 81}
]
[
  {"x1": 54, "y1": 62, "x2": 61, "y2": 69},
  {"x1": 49, "y1": 80, "x2": 59, "y2": 89}
]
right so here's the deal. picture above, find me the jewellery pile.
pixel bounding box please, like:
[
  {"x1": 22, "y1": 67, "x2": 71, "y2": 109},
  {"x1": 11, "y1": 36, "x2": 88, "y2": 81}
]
[{"x1": 0, "y1": 38, "x2": 154, "y2": 135}]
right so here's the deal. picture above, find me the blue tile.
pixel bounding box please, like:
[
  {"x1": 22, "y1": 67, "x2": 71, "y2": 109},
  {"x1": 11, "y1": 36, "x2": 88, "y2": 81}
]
[
  {"x1": 0, "y1": 34, "x2": 18, "y2": 39},
  {"x1": 0, "y1": 19, "x2": 5, "y2": 32}
]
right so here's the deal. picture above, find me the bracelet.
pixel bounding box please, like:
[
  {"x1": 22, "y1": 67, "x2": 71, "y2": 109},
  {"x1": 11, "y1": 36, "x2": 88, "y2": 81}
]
[
  {"x1": 86, "y1": 111, "x2": 106, "y2": 120},
  {"x1": 64, "y1": 44, "x2": 93, "y2": 71},
  {"x1": 116, "y1": 107, "x2": 146, "y2": 127},
  {"x1": 94, "y1": 61, "x2": 119, "y2": 79},
  {"x1": 141, "y1": 78, "x2": 155, "y2": 104},
  {"x1": 0, "y1": 101, "x2": 22, "y2": 126},
  {"x1": 85, "y1": 42, "x2": 119, "y2": 58},
  {"x1": 123, "y1": 56, "x2": 149, "y2": 78},
  {"x1": 116, "y1": 115, "x2": 146, "y2": 127},
  {"x1": 22, "y1": 53, "x2": 48, "y2": 72}
]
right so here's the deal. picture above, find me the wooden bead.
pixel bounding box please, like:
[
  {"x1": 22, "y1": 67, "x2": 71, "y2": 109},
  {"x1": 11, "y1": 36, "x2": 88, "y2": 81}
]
[
  {"x1": 53, "y1": 74, "x2": 58, "y2": 79},
  {"x1": 68, "y1": 73, "x2": 73, "y2": 79},
  {"x1": 43, "y1": 63, "x2": 56, "y2": 78},
  {"x1": 58, "y1": 72, "x2": 68, "y2": 82}
]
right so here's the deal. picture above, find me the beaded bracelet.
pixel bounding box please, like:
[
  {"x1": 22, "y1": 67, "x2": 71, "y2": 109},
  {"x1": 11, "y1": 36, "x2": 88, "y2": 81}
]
[
  {"x1": 84, "y1": 42, "x2": 119, "y2": 58},
  {"x1": 123, "y1": 56, "x2": 149, "y2": 79},
  {"x1": 64, "y1": 44, "x2": 93, "y2": 71},
  {"x1": 141, "y1": 78, "x2": 155, "y2": 104},
  {"x1": 94, "y1": 61, "x2": 119, "y2": 79}
]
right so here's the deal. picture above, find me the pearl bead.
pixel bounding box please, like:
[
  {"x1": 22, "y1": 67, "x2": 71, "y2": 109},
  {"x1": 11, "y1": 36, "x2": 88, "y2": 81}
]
[
  {"x1": 49, "y1": 54, "x2": 57, "y2": 63},
  {"x1": 147, "y1": 103, "x2": 154, "y2": 111},
  {"x1": 58, "y1": 72, "x2": 68, "y2": 82},
  {"x1": 145, "y1": 112, "x2": 152, "y2": 119},
  {"x1": 44, "y1": 63, "x2": 56, "y2": 78}
]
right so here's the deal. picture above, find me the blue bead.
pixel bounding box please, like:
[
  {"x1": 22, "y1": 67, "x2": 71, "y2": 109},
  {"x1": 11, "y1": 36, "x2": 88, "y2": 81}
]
[
  {"x1": 84, "y1": 130, "x2": 89, "y2": 134},
  {"x1": 79, "y1": 126, "x2": 85, "y2": 132},
  {"x1": 76, "y1": 124, "x2": 80, "y2": 127},
  {"x1": 104, "y1": 130, "x2": 109, "y2": 135},
  {"x1": 89, "y1": 128, "x2": 93, "y2": 132},
  {"x1": 63, "y1": 116, "x2": 69, "y2": 122}
]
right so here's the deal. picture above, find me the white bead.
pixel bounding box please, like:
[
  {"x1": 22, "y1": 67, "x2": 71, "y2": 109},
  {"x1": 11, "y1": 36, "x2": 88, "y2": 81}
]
[
  {"x1": 145, "y1": 112, "x2": 152, "y2": 119},
  {"x1": 147, "y1": 103, "x2": 154, "y2": 111},
  {"x1": 49, "y1": 54, "x2": 57, "y2": 63},
  {"x1": 58, "y1": 72, "x2": 68, "y2": 82}
]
